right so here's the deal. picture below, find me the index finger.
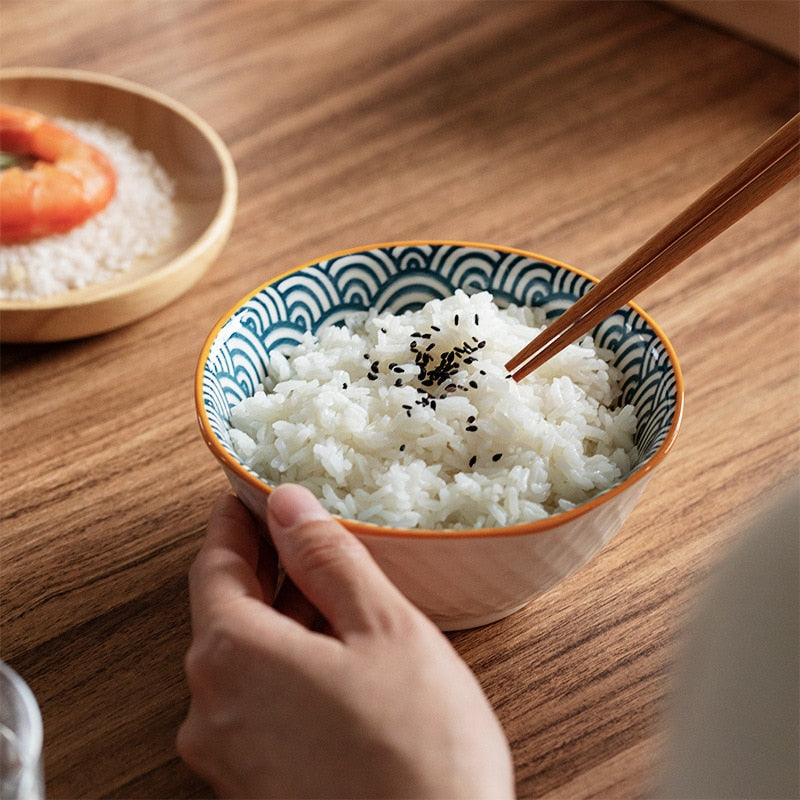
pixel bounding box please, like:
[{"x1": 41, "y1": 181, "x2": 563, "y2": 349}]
[{"x1": 187, "y1": 492, "x2": 272, "y2": 633}]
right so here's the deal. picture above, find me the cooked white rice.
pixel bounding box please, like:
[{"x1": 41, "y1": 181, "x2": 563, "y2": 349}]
[
  {"x1": 0, "y1": 117, "x2": 175, "y2": 300},
  {"x1": 229, "y1": 290, "x2": 638, "y2": 530}
]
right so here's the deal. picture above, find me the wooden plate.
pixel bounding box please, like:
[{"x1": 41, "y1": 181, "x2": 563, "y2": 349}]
[{"x1": 0, "y1": 67, "x2": 237, "y2": 342}]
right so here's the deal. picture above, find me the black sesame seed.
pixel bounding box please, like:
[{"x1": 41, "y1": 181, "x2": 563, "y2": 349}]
[
  {"x1": 430, "y1": 325, "x2": 441, "y2": 331},
  {"x1": 425, "y1": 342, "x2": 436, "y2": 352},
  {"x1": 400, "y1": 444, "x2": 406, "y2": 451},
  {"x1": 342, "y1": 382, "x2": 348, "y2": 389},
  {"x1": 477, "y1": 341, "x2": 486, "y2": 349},
  {"x1": 466, "y1": 424, "x2": 478, "y2": 432},
  {"x1": 454, "y1": 314, "x2": 460, "y2": 325},
  {"x1": 367, "y1": 373, "x2": 378, "y2": 381},
  {"x1": 467, "y1": 415, "x2": 476, "y2": 423},
  {"x1": 402, "y1": 404, "x2": 412, "y2": 409},
  {"x1": 469, "y1": 455, "x2": 477, "y2": 468},
  {"x1": 468, "y1": 380, "x2": 478, "y2": 389},
  {"x1": 492, "y1": 453, "x2": 503, "y2": 462},
  {"x1": 474, "y1": 314, "x2": 479, "y2": 325},
  {"x1": 371, "y1": 360, "x2": 379, "y2": 372},
  {"x1": 394, "y1": 378, "x2": 403, "y2": 387}
]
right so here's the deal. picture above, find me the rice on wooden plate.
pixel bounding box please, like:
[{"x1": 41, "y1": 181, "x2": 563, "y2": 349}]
[
  {"x1": 0, "y1": 117, "x2": 175, "y2": 300},
  {"x1": 227, "y1": 290, "x2": 638, "y2": 530}
]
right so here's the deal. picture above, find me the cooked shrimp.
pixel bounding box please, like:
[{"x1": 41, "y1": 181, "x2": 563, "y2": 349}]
[{"x1": 0, "y1": 105, "x2": 116, "y2": 243}]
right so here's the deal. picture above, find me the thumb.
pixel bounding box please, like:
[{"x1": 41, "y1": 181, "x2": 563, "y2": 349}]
[{"x1": 266, "y1": 484, "x2": 414, "y2": 637}]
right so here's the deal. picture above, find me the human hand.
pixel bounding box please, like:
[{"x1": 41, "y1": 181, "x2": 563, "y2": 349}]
[{"x1": 177, "y1": 484, "x2": 514, "y2": 799}]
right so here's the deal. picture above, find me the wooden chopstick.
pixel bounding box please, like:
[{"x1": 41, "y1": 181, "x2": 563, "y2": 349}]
[{"x1": 506, "y1": 113, "x2": 800, "y2": 381}]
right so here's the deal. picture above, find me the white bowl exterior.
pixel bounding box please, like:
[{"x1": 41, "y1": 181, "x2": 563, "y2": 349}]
[{"x1": 222, "y1": 464, "x2": 651, "y2": 630}]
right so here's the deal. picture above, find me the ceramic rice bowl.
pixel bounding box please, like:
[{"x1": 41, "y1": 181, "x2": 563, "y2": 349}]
[{"x1": 196, "y1": 242, "x2": 683, "y2": 630}]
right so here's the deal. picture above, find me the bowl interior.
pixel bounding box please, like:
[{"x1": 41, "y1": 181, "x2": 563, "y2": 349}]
[{"x1": 198, "y1": 242, "x2": 682, "y2": 527}]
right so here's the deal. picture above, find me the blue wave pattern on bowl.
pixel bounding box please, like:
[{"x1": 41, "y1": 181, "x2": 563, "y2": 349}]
[{"x1": 202, "y1": 244, "x2": 678, "y2": 486}]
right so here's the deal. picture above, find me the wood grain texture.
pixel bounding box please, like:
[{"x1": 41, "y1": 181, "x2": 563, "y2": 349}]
[
  {"x1": 507, "y1": 112, "x2": 800, "y2": 378},
  {"x1": 1, "y1": 2, "x2": 797, "y2": 798},
  {"x1": 505, "y1": 114, "x2": 800, "y2": 381}
]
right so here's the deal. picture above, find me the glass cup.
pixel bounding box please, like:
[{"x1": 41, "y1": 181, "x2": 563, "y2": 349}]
[{"x1": 0, "y1": 661, "x2": 43, "y2": 800}]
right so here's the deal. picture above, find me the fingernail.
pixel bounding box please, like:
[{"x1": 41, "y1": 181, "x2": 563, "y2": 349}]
[{"x1": 268, "y1": 484, "x2": 331, "y2": 529}]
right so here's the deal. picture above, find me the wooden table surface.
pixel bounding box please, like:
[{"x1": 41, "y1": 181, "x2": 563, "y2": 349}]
[{"x1": 1, "y1": 1, "x2": 798, "y2": 797}]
